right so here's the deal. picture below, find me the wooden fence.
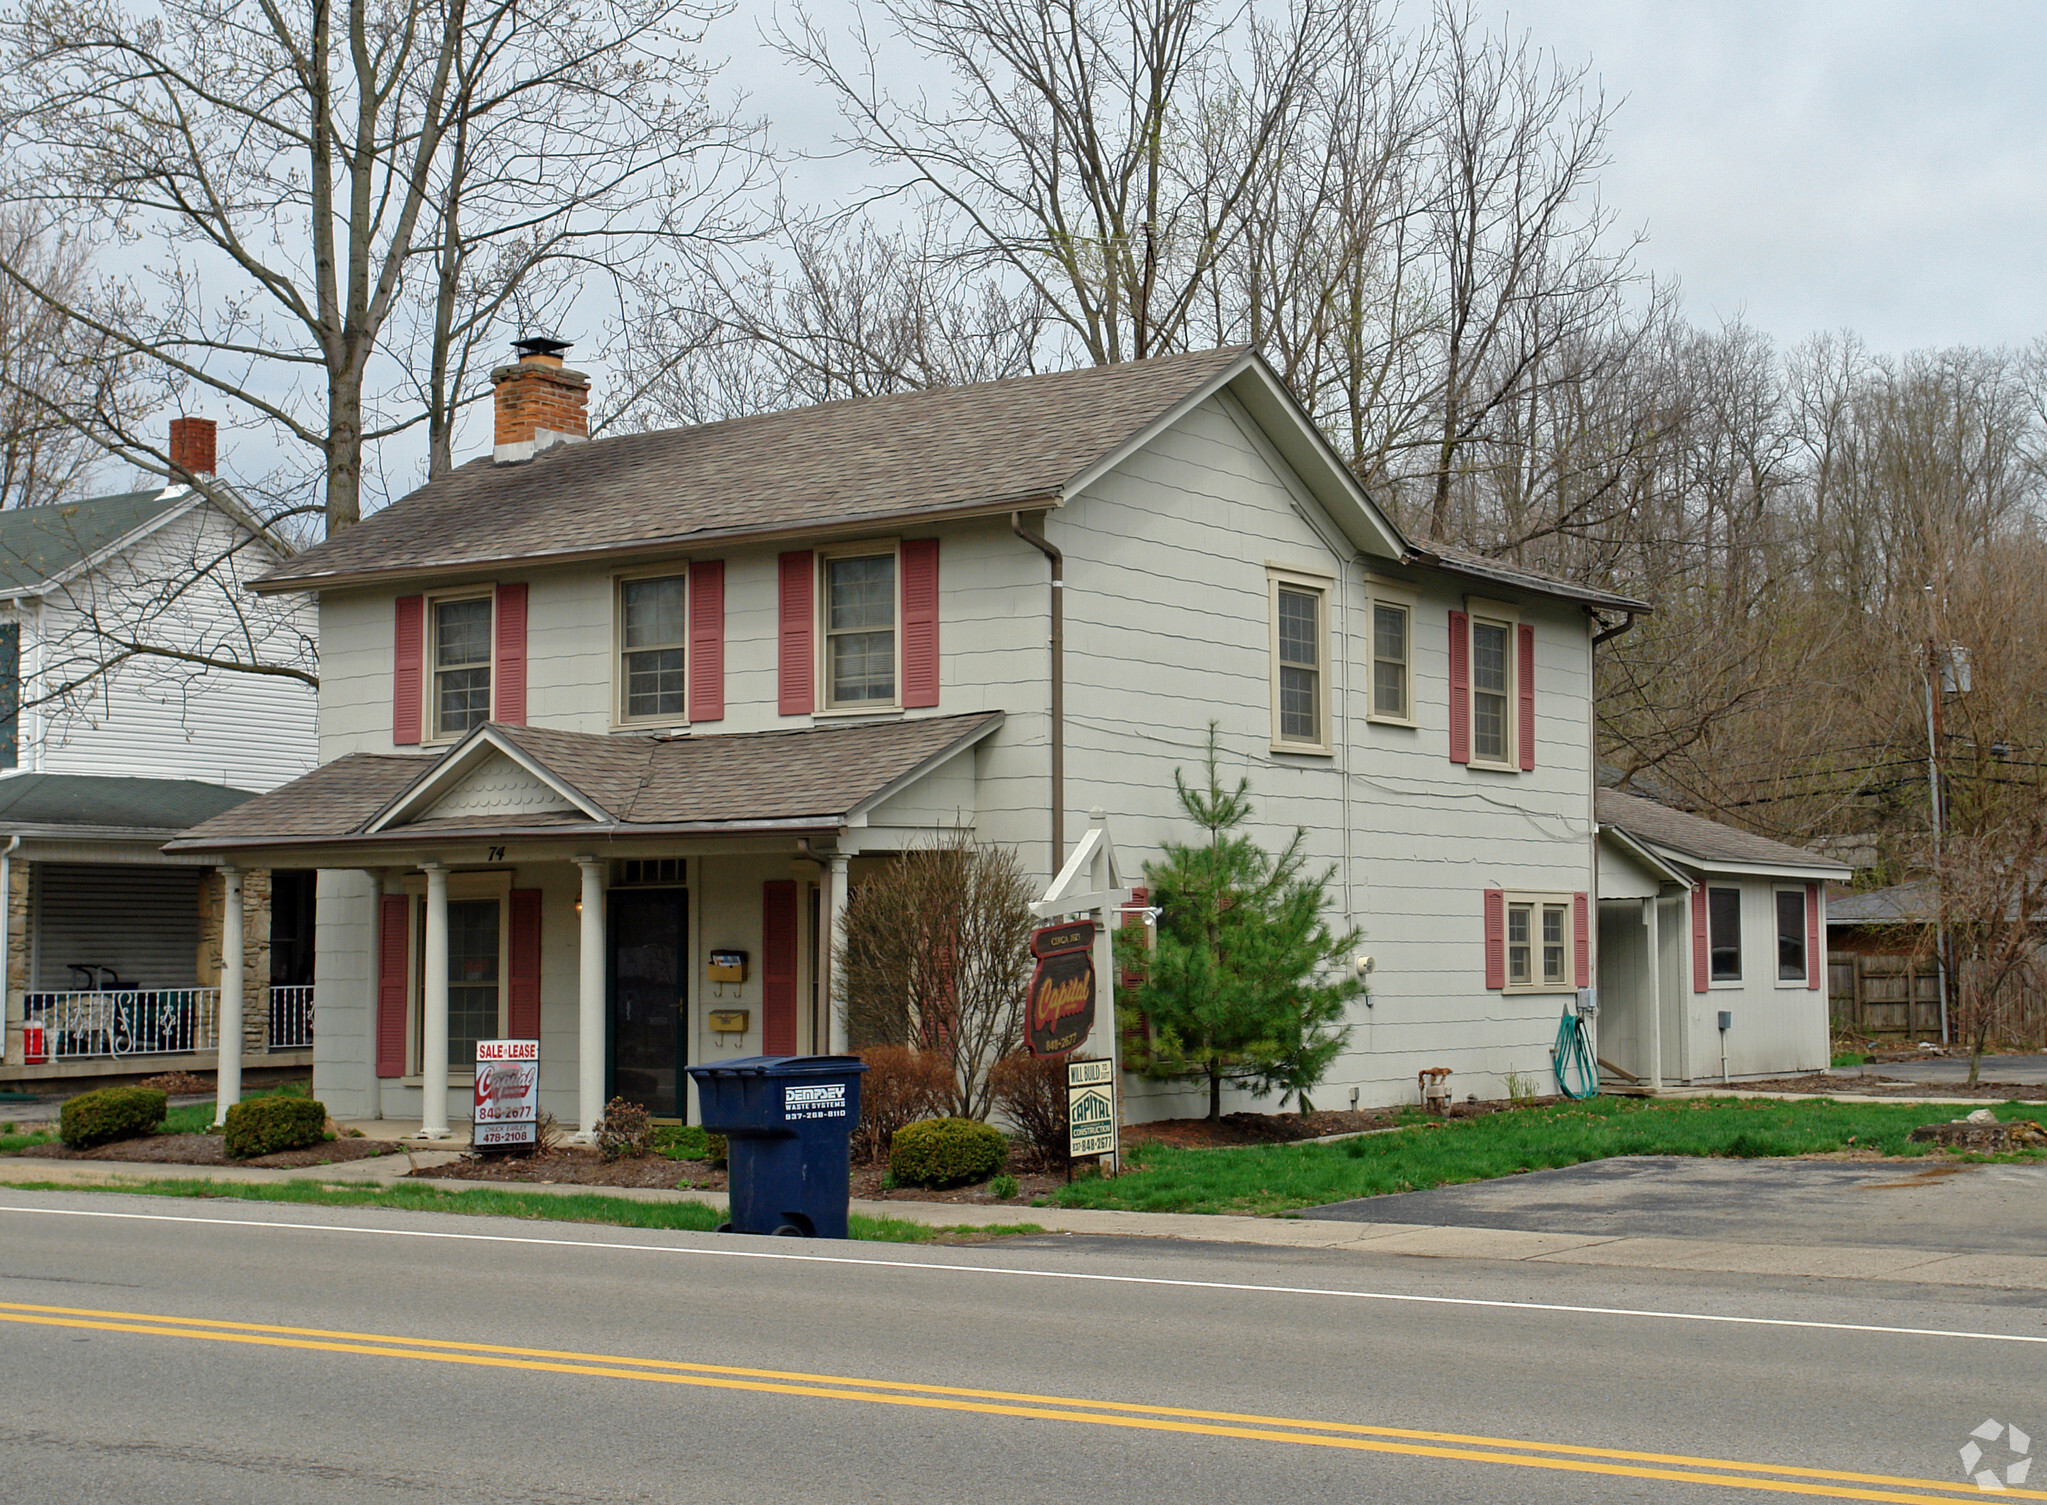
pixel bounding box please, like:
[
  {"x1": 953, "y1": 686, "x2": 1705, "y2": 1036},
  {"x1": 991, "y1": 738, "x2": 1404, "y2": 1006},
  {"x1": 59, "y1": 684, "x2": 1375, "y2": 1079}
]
[{"x1": 1829, "y1": 950, "x2": 2047, "y2": 1046}]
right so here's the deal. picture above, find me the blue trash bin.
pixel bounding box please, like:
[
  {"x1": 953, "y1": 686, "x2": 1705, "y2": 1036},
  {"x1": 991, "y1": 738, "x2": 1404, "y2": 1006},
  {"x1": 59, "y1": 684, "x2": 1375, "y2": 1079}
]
[{"x1": 687, "y1": 1055, "x2": 868, "y2": 1239}]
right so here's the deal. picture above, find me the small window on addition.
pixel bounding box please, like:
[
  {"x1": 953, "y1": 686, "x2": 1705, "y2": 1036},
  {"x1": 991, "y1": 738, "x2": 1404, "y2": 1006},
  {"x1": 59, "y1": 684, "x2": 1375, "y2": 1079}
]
[
  {"x1": 1776, "y1": 890, "x2": 1807, "y2": 981},
  {"x1": 1709, "y1": 886, "x2": 1742, "y2": 981}
]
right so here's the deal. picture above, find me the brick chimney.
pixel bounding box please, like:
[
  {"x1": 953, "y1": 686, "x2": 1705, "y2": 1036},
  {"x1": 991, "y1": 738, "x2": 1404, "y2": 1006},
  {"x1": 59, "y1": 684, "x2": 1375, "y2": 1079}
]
[
  {"x1": 168, "y1": 416, "x2": 216, "y2": 477},
  {"x1": 492, "y1": 335, "x2": 589, "y2": 464}
]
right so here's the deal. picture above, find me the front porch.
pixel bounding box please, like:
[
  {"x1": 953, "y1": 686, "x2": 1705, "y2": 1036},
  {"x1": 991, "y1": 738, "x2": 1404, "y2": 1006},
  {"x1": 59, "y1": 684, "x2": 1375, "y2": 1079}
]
[{"x1": 166, "y1": 712, "x2": 1007, "y2": 1137}]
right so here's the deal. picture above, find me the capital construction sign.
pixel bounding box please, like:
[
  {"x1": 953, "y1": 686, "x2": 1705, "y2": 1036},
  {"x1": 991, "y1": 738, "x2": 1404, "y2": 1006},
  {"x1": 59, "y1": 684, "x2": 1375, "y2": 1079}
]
[{"x1": 1026, "y1": 919, "x2": 1095, "y2": 1057}]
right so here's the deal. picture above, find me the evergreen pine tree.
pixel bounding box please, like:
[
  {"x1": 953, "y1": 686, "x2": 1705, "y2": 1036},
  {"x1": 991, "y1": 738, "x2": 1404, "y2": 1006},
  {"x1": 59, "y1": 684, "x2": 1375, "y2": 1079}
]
[{"x1": 1118, "y1": 725, "x2": 1362, "y2": 1120}]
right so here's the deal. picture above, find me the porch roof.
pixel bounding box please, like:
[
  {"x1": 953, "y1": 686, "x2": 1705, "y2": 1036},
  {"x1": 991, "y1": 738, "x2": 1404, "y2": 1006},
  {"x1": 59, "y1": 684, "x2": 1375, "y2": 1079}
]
[
  {"x1": 163, "y1": 711, "x2": 1005, "y2": 855},
  {"x1": 1595, "y1": 789, "x2": 1851, "y2": 881},
  {"x1": 0, "y1": 772, "x2": 258, "y2": 840}
]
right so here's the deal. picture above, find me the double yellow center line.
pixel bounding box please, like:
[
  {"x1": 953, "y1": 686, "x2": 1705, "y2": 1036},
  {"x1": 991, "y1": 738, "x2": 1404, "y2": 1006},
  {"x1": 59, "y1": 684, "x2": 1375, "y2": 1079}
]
[{"x1": 0, "y1": 1299, "x2": 2026, "y2": 1503}]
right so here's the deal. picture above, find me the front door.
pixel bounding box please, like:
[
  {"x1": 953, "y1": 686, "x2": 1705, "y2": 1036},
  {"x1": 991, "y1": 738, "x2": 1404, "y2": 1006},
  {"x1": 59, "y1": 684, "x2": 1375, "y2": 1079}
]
[{"x1": 608, "y1": 888, "x2": 687, "y2": 1120}]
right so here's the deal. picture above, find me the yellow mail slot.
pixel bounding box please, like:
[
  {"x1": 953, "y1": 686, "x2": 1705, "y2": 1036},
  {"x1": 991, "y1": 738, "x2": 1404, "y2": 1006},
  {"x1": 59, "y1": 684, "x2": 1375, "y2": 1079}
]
[
  {"x1": 708, "y1": 1009, "x2": 750, "y2": 1034},
  {"x1": 707, "y1": 950, "x2": 748, "y2": 983}
]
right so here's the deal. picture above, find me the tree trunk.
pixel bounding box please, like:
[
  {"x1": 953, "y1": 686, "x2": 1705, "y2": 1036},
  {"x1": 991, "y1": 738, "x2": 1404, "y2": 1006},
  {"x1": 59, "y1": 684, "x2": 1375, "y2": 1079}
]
[
  {"x1": 1208, "y1": 1062, "x2": 1222, "y2": 1122},
  {"x1": 326, "y1": 372, "x2": 363, "y2": 535}
]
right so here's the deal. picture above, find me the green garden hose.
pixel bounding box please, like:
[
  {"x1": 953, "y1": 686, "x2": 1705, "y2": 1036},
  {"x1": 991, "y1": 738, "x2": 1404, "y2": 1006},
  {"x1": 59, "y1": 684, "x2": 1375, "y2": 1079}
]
[{"x1": 1551, "y1": 1008, "x2": 1601, "y2": 1100}]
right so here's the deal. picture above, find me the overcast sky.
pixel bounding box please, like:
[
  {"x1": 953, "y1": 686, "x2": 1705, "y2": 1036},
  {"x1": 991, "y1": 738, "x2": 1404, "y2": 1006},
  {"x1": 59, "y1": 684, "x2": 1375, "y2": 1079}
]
[{"x1": 717, "y1": 0, "x2": 2047, "y2": 359}]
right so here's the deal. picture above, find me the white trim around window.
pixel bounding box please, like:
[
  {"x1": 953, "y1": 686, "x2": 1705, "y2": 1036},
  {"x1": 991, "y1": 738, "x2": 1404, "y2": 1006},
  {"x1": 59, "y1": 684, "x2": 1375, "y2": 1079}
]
[
  {"x1": 424, "y1": 588, "x2": 495, "y2": 745},
  {"x1": 1707, "y1": 883, "x2": 1743, "y2": 985},
  {"x1": 1464, "y1": 597, "x2": 1519, "y2": 770},
  {"x1": 1773, "y1": 885, "x2": 1810, "y2": 988},
  {"x1": 1364, "y1": 578, "x2": 1417, "y2": 726},
  {"x1": 1502, "y1": 890, "x2": 1576, "y2": 994},
  {"x1": 614, "y1": 568, "x2": 690, "y2": 728},
  {"x1": 1268, "y1": 566, "x2": 1333, "y2": 754},
  {"x1": 817, "y1": 540, "x2": 902, "y2": 714}
]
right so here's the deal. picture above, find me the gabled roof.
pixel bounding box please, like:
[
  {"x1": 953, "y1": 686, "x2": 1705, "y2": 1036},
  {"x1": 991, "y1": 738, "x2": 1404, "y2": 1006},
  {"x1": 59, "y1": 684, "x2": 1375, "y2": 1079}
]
[
  {"x1": 1595, "y1": 788, "x2": 1850, "y2": 880},
  {"x1": 0, "y1": 488, "x2": 190, "y2": 592},
  {"x1": 0, "y1": 772, "x2": 257, "y2": 836},
  {"x1": 166, "y1": 712, "x2": 1005, "y2": 852},
  {"x1": 1410, "y1": 540, "x2": 1650, "y2": 614}
]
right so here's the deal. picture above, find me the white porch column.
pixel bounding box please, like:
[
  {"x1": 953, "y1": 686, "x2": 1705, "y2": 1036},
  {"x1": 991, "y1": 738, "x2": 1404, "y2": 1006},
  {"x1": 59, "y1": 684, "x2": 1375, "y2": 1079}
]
[
  {"x1": 418, "y1": 863, "x2": 452, "y2": 1139},
  {"x1": 1642, "y1": 895, "x2": 1664, "y2": 1093},
  {"x1": 572, "y1": 856, "x2": 606, "y2": 1142},
  {"x1": 826, "y1": 854, "x2": 850, "y2": 1054},
  {"x1": 212, "y1": 868, "x2": 244, "y2": 1127}
]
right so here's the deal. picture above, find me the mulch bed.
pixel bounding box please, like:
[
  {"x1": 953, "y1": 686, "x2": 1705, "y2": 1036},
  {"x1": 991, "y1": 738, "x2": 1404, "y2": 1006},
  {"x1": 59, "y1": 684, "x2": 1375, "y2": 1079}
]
[
  {"x1": 6, "y1": 1133, "x2": 401, "y2": 1170},
  {"x1": 1740, "y1": 1073, "x2": 2047, "y2": 1101},
  {"x1": 1125, "y1": 1098, "x2": 1549, "y2": 1149}
]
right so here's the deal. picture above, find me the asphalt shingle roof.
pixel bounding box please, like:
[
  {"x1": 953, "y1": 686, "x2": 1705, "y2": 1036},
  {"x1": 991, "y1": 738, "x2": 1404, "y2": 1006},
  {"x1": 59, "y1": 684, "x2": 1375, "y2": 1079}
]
[
  {"x1": 0, "y1": 773, "x2": 256, "y2": 833},
  {"x1": 1597, "y1": 788, "x2": 1848, "y2": 874},
  {"x1": 0, "y1": 489, "x2": 187, "y2": 592},
  {"x1": 167, "y1": 712, "x2": 1002, "y2": 850},
  {"x1": 258, "y1": 350, "x2": 1252, "y2": 590}
]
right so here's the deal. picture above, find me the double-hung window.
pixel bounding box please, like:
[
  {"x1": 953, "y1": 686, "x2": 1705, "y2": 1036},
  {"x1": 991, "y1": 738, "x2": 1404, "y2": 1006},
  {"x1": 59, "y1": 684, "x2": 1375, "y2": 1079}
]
[
  {"x1": 431, "y1": 595, "x2": 493, "y2": 739},
  {"x1": 1470, "y1": 616, "x2": 1512, "y2": 765},
  {"x1": 1505, "y1": 896, "x2": 1572, "y2": 990},
  {"x1": 620, "y1": 574, "x2": 688, "y2": 722},
  {"x1": 1776, "y1": 889, "x2": 1807, "y2": 982},
  {"x1": 1371, "y1": 600, "x2": 1411, "y2": 721},
  {"x1": 823, "y1": 551, "x2": 898, "y2": 707},
  {"x1": 1268, "y1": 569, "x2": 1331, "y2": 751},
  {"x1": 1708, "y1": 886, "x2": 1742, "y2": 981}
]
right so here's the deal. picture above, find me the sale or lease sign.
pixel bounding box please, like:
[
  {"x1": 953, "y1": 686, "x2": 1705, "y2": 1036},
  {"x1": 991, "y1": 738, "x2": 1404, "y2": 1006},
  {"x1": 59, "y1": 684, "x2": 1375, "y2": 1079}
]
[{"x1": 473, "y1": 1039, "x2": 539, "y2": 1149}]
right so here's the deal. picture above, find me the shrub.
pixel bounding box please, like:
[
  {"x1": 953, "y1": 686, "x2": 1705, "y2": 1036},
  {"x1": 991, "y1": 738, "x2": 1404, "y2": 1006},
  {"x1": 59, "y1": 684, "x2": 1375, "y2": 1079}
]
[
  {"x1": 988, "y1": 1173, "x2": 1019, "y2": 1199},
  {"x1": 890, "y1": 1116, "x2": 1007, "y2": 1188},
  {"x1": 852, "y1": 1046, "x2": 954, "y2": 1164},
  {"x1": 649, "y1": 1125, "x2": 727, "y2": 1165},
  {"x1": 222, "y1": 1095, "x2": 327, "y2": 1158},
  {"x1": 595, "y1": 1097, "x2": 651, "y2": 1160},
  {"x1": 988, "y1": 1050, "x2": 1072, "y2": 1171},
  {"x1": 59, "y1": 1086, "x2": 168, "y2": 1149}
]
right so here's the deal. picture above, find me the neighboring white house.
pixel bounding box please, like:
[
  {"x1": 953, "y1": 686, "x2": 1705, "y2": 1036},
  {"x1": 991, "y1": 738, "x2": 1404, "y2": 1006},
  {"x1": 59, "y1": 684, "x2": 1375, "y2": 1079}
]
[
  {"x1": 0, "y1": 419, "x2": 320, "y2": 1088},
  {"x1": 1595, "y1": 789, "x2": 1852, "y2": 1085},
  {"x1": 172, "y1": 340, "x2": 1663, "y2": 1135}
]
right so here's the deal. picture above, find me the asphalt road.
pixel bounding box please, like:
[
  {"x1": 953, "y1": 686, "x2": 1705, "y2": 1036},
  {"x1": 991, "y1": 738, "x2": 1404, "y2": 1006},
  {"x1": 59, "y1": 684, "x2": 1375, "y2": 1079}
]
[{"x1": 1, "y1": 1189, "x2": 2042, "y2": 1504}]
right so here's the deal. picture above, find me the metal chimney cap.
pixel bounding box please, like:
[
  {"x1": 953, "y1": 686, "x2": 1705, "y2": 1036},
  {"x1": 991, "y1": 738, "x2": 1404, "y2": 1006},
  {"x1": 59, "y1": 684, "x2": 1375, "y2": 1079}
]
[{"x1": 511, "y1": 335, "x2": 573, "y2": 361}]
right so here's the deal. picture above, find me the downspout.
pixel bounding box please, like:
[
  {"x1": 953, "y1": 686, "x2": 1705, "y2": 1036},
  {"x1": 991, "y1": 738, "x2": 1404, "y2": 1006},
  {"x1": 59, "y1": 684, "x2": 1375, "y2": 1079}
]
[
  {"x1": 1012, "y1": 511, "x2": 1064, "y2": 869},
  {"x1": 1591, "y1": 609, "x2": 1636, "y2": 647}
]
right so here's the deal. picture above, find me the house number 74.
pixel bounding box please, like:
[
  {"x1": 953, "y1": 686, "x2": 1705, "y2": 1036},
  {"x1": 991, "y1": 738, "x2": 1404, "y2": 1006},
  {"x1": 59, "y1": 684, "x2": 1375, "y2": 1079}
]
[{"x1": 487, "y1": 847, "x2": 506, "y2": 862}]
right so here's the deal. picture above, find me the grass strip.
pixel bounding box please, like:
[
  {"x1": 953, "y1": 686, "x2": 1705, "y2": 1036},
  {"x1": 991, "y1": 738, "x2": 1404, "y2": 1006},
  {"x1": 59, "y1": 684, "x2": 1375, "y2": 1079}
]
[
  {"x1": 0, "y1": 1173, "x2": 1042, "y2": 1244},
  {"x1": 1054, "y1": 1096, "x2": 2047, "y2": 1216}
]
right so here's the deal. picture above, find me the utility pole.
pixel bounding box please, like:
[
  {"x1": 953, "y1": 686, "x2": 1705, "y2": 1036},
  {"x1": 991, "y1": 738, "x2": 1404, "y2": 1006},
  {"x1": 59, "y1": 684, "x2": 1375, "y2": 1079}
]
[{"x1": 1923, "y1": 642, "x2": 1950, "y2": 1045}]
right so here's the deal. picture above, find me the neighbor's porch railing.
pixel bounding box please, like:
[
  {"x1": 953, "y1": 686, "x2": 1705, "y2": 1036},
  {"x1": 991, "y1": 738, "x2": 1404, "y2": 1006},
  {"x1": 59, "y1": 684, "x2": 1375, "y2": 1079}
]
[{"x1": 23, "y1": 986, "x2": 317, "y2": 1061}]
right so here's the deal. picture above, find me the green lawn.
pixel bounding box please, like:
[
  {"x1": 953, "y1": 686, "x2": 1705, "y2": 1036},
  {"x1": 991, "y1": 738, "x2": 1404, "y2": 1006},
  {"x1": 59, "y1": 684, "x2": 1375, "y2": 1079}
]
[
  {"x1": 0, "y1": 1175, "x2": 1043, "y2": 1244},
  {"x1": 1051, "y1": 1097, "x2": 2047, "y2": 1217}
]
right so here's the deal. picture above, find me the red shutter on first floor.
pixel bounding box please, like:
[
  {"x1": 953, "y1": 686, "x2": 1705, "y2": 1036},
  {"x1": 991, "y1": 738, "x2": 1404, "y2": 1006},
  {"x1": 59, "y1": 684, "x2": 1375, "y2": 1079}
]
[
  {"x1": 1518, "y1": 624, "x2": 1537, "y2": 771},
  {"x1": 1483, "y1": 888, "x2": 1505, "y2": 989},
  {"x1": 393, "y1": 596, "x2": 423, "y2": 746},
  {"x1": 901, "y1": 537, "x2": 940, "y2": 707},
  {"x1": 778, "y1": 552, "x2": 815, "y2": 715},
  {"x1": 508, "y1": 888, "x2": 542, "y2": 1039},
  {"x1": 1691, "y1": 886, "x2": 1710, "y2": 994},
  {"x1": 1448, "y1": 610, "x2": 1471, "y2": 763},
  {"x1": 1573, "y1": 891, "x2": 1590, "y2": 988},
  {"x1": 688, "y1": 558, "x2": 725, "y2": 722},
  {"x1": 762, "y1": 880, "x2": 799, "y2": 1055},
  {"x1": 376, "y1": 894, "x2": 409, "y2": 1077},
  {"x1": 493, "y1": 582, "x2": 528, "y2": 725},
  {"x1": 1806, "y1": 882, "x2": 1822, "y2": 990}
]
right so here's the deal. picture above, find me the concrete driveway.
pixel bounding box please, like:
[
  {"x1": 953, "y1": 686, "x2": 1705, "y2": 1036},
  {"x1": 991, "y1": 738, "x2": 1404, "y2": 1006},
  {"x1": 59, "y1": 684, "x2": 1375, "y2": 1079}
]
[
  {"x1": 1301, "y1": 1154, "x2": 2047, "y2": 1256},
  {"x1": 1833, "y1": 1052, "x2": 2047, "y2": 1087}
]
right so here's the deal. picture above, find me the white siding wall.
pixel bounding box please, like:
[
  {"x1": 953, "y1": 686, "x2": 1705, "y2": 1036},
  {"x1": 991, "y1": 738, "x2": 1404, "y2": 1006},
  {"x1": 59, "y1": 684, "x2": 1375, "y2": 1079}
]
[
  {"x1": 29, "y1": 505, "x2": 317, "y2": 792},
  {"x1": 1682, "y1": 876, "x2": 1829, "y2": 1080}
]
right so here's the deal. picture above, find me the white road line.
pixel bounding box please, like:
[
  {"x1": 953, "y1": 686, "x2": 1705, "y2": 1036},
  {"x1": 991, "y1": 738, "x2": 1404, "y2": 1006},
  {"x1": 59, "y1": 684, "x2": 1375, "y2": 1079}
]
[{"x1": 1, "y1": 1198, "x2": 2042, "y2": 1348}]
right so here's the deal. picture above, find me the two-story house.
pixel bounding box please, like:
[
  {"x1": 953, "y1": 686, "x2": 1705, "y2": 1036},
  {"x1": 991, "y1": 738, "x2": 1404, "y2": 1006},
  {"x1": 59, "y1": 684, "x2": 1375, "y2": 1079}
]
[
  {"x1": 0, "y1": 419, "x2": 320, "y2": 1093},
  {"x1": 171, "y1": 339, "x2": 1665, "y2": 1137}
]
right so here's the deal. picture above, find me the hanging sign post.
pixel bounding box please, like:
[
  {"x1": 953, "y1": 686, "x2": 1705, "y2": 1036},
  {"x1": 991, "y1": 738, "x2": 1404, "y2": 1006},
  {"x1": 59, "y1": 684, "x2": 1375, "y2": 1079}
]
[
  {"x1": 1031, "y1": 809, "x2": 1130, "y2": 1171},
  {"x1": 473, "y1": 1038, "x2": 539, "y2": 1151}
]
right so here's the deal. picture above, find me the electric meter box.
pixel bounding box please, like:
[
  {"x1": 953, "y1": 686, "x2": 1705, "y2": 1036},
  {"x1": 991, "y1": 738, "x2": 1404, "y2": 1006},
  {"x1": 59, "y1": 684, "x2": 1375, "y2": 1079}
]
[{"x1": 708, "y1": 950, "x2": 749, "y2": 984}]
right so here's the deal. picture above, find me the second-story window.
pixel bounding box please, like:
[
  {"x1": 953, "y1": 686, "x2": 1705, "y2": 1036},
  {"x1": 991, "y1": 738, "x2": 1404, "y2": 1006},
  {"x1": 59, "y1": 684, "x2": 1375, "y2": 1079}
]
[
  {"x1": 1372, "y1": 601, "x2": 1409, "y2": 719},
  {"x1": 620, "y1": 574, "x2": 688, "y2": 721},
  {"x1": 824, "y1": 551, "x2": 896, "y2": 707},
  {"x1": 432, "y1": 595, "x2": 492, "y2": 739},
  {"x1": 1470, "y1": 617, "x2": 1512, "y2": 764}
]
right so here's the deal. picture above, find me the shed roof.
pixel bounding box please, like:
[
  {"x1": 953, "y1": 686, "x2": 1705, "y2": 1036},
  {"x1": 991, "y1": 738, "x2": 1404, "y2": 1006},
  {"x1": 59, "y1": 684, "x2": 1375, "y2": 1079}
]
[
  {"x1": 0, "y1": 772, "x2": 256, "y2": 835},
  {"x1": 0, "y1": 489, "x2": 189, "y2": 591},
  {"x1": 1595, "y1": 789, "x2": 1850, "y2": 878}
]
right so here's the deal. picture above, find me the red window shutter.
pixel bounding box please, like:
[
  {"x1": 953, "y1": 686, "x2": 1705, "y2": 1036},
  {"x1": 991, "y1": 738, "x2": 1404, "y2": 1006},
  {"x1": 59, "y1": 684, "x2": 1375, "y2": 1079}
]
[
  {"x1": 1573, "y1": 891, "x2": 1590, "y2": 988},
  {"x1": 376, "y1": 894, "x2": 410, "y2": 1077},
  {"x1": 494, "y1": 582, "x2": 527, "y2": 725},
  {"x1": 1691, "y1": 886, "x2": 1710, "y2": 994},
  {"x1": 901, "y1": 537, "x2": 940, "y2": 707},
  {"x1": 688, "y1": 559, "x2": 725, "y2": 722},
  {"x1": 508, "y1": 888, "x2": 542, "y2": 1039},
  {"x1": 1448, "y1": 610, "x2": 1470, "y2": 764},
  {"x1": 777, "y1": 551, "x2": 815, "y2": 715},
  {"x1": 1517, "y1": 624, "x2": 1536, "y2": 771},
  {"x1": 762, "y1": 879, "x2": 798, "y2": 1055},
  {"x1": 1483, "y1": 888, "x2": 1505, "y2": 989},
  {"x1": 393, "y1": 596, "x2": 424, "y2": 746},
  {"x1": 1806, "y1": 882, "x2": 1822, "y2": 990}
]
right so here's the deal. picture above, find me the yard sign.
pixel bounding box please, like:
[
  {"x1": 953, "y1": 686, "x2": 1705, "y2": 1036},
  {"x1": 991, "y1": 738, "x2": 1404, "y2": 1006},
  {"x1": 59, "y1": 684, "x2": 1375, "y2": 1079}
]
[
  {"x1": 473, "y1": 1038, "x2": 539, "y2": 1150},
  {"x1": 1031, "y1": 810, "x2": 1131, "y2": 1171}
]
